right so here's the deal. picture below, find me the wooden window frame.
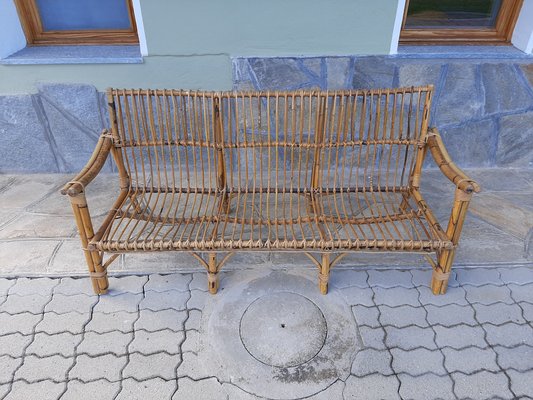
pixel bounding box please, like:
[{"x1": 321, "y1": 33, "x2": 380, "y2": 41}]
[
  {"x1": 14, "y1": 0, "x2": 139, "y2": 46},
  {"x1": 400, "y1": 0, "x2": 524, "y2": 45}
]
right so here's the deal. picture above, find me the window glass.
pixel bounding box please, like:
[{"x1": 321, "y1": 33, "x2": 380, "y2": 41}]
[
  {"x1": 36, "y1": 0, "x2": 131, "y2": 31},
  {"x1": 405, "y1": 0, "x2": 503, "y2": 29}
]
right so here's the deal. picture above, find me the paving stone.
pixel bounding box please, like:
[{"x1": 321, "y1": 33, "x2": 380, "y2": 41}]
[
  {"x1": 134, "y1": 309, "x2": 187, "y2": 332},
  {"x1": 92, "y1": 292, "x2": 143, "y2": 314},
  {"x1": 4, "y1": 380, "x2": 65, "y2": 400},
  {"x1": 483, "y1": 64, "x2": 533, "y2": 115},
  {"x1": 53, "y1": 277, "x2": 95, "y2": 296},
  {"x1": 509, "y1": 283, "x2": 533, "y2": 303},
  {"x1": 330, "y1": 269, "x2": 369, "y2": 289},
  {"x1": 77, "y1": 331, "x2": 133, "y2": 356},
  {"x1": 496, "y1": 111, "x2": 533, "y2": 167},
  {"x1": 0, "y1": 293, "x2": 51, "y2": 314},
  {"x1": 0, "y1": 355, "x2": 21, "y2": 384},
  {"x1": 184, "y1": 309, "x2": 202, "y2": 331},
  {"x1": 390, "y1": 348, "x2": 445, "y2": 376},
  {"x1": 473, "y1": 303, "x2": 526, "y2": 325},
  {"x1": 453, "y1": 371, "x2": 513, "y2": 400},
  {"x1": 367, "y1": 270, "x2": 414, "y2": 289},
  {"x1": 339, "y1": 287, "x2": 374, "y2": 307},
  {"x1": 425, "y1": 304, "x2": 477, "y2": 327},
  {"x1": 351, "y1": 348, "x2": 393, "y2": 376},
  {"x1": 115, "y1": 377, "x2": 176, "y2": 400},
  {"x1": 433, "y1": 325, "x2": 487, "y2": 349},
  {"x1": 378, "y1": 305, "x2": 428, "y2": 328},
  {"x1": 344, "y1": 374, "x2": 400, "y2": 400},
  {"x1": 442, "y1": 347, "x2": 499, "y2": 374},
  {"x1": 177, "y1": 351, "x2": 209, "y2": 380},
  {"x1": 359, "y1": 326, "x2": 387, "y2": 350},
  {"x1": 107, "y1": 275, "x2": 148, "y2": 295},
  {"x1": 508, "y1": 369, "x2": 533, "y2": 398},
  {"x1": 26, "y1": 332, "x2": 82, "y2": 357},
  {"x1": 140, "y1": 290, "x2": 189, "y2": 311},
  {"x1": 519, "y1": 301, "x2": 533, "y2": 321},
  {"x1": 418, "y1": 286, "x2": 468, "y2": 307},
  {"x1": 129, "y1": 329, "x2": 184, "y2": 355},
  {"x1": 0, "y1": 312, "x2": 42, "y2": 335},
  {"x1": 61, "y1": 378, "x2": 120, "y2": 400},
  {"x1": 35, "y1": 311, "x2": 90, "y2": 335},
  {"x1": 85, "y1": 311, "x2": 136, "y2": 333},
  {"x1": 0, "y1": 279, "x2": 16, "y2": 296},
  {"x1": 188, "y1": 273, "x2": 208, "y2": 291},
  {"x1": 456, "y1": 268, "x2": 503, "y2": 286},
  {"x1": 385, "y1": 326, "x2": 436, "y2": 350},
  {"x1": 372, "y1": 287, "x2": 420, "y2": 307},
  {"x1": 397, "y1": 373, "x2": 455, "y2": 400},
  {"x1": 69, "y1": 354, "x2": 127, "y2": 382},
  {"x1": 14, "y1": 354, "x2": 72, "y2": 382},
  {"x1": 181, "y1": 330, "x2": 199, "y2": 353},
  {"x1": 0, "y1": 333, "x2": 33, "y2": 357},
  {"x1": 494, "y1": 345, "x2": 533, "y2": 372},
  {"x1": 123, "y1": 352, "x2": 181, "y2": 380},
  {"x1": 173, "y1": 377, "x2": 225, "y2": 400},
  {"x1": 186, "y1": 289, "x2": 207, "y2": 310},
  {"x1": 352, "y1": 305, "x2": 380, "y2": 328},
  {"x1": 484, "y1": 323, "x2": 533, "y2": 347},
  {"x1": 144, "y1": 273, "x2": 191, "y2": 293},
  {"x1": 498, "y1": 267, "x2": 533, "y2": 285},
  {"x1": 464, "y1": 284, "x2": 513, "y2": 305},
  {"x1": 45, "y1": 293, "x2": 98, "y2": 314},
  {"x1": 7, "y1": 278, "x2": 58, "y2": 296}
]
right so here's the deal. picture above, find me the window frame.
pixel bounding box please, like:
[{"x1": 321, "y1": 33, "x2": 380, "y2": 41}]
[
  {"x1": 400, "y1": 0, "x2": 524, "y2": 45},
  {"x1": 14, "y1": 0, "x2": 139, "y2": 46}
]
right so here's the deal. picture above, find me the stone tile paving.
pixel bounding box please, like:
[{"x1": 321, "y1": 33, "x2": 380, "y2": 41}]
[{"x1": 0, "y1": 267, "x2": 529, "y2": 399}]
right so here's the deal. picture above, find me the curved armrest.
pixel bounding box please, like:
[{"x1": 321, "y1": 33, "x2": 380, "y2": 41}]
[
  {"x1": 60, "y1": 129, "x2": 113, "y2": 196},
  {"x1": 426, "y1": 128, "x2": 481, "y2": 194}
]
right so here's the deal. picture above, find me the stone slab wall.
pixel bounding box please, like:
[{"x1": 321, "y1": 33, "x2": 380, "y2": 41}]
[{"x1": 0, "y1": 58, "x2": 532, "y2": 172}]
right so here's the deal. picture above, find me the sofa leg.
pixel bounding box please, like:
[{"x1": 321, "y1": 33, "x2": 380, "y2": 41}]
[
  {"x1": 430, "y1": 249, "x2": 454, "y2": 295},
  {"x1": 207, "y1": 253, "x2": 219, "y2": 294},
  {"x1": 88, "y1": 253, "x2": 109, "y2": 295},
  {"x1": 319, "y1": 254, "x2": 331, "y2": 295}
]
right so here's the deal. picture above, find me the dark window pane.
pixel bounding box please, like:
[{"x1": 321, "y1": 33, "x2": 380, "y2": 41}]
[
  {"x1": 36, "y1": 0, "x2": 132, "y2": 31},
  {"x1": 405, "y1": 0, "x2": 502, "y2": 29}
]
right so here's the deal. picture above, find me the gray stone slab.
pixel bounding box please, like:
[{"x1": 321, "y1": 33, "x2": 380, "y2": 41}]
[
  {"x1": 173, "y1": 377, "x2": 226, "y2": 400},
  {"x1": 85, "y1": 311, "x2": 136, "y2": 334},
  {"x1": 4, "y1": 380, "x2": 65, "y2": 400},
  {"x1": 140, "y1": 290, "x2": 189, "y2": 312},
  {"x1": 352, "y1": 305, "x2": 380, "y2": 328},
  {"x1": 0, "y1": 240, "x2": 58, "y2": 275},
  {"x1": 330, "y1": 270, "x2": 369, "y2": 289},
  {"x1": 351, "y1": 348, "x2": 393, "y2": 376},
  {"x1": 359, "y1": 326, "x2": 387, "y2": 350},
  {"x1": 0, "y1": 279, "x2": 16, "y2": 297},
  {"x1": 391, "y1": 347, "x2": 446, "y2": 376},
  {"x1": 44, "y1": 293, "x2": 98, "y2": 314},
  {"x1": 482, "y1": 64, "x2": 533, "y2": 115},
  {"x1": 473, "y1": 303, "x2": 526, "y2": 325},
  {"x1": 456, "y1": 268, "x2": 503, "y2": 286},
  {"x1": 368, "y1": 270, "x2": 414, "y2": 289},
  {"x1": 248, "y1": 58, "x2": 312, "y2": 91},
  {"x1": 92, "y1": 292, "x2": 143, "y2": 314},
  {"x1": 379, "y1": 305, "x2": 428, "y2": 328},
  {"x1": 385, "y1": 326, "x2": 436, "y2": 350},
  {"x1": 129, "y1": 329, "x2": 184, "y2": 355},
  {"x1": 483, "y1": 323, "x2": 533, "y2": 347},
  {"x1": 186, "y1": 289, "x2": 208, "y2": 310},
  {"x1": 494, "y1": 345, "x2": 533, "y2": 372},
  {"x1": 188, "y1": 273, "x2": 208, "y2": 292},
  {"x1": 14, "y1": 354, "x2": 72, "y2": 382},
  {"x1": 509, "y1": 283, "x2": 533, "y2": 303},
  {"x1": 115, "y1": 378, "x2": 176, "y2": 400},
  {"x1": 326, "y1": 57, "x2": 352, "y2": 89},
  {"x1": 498, "y1": 267, "x2": 533, "y2": 285},
  {"x1": 397, "y1": 373, "x2": 455, "y2": 400},
  {"x1": 0, "y1": 294, "x2": 51, "y2": 314},
  {"x1": 61, "y1": 379, "x2": 120, "y2": 400},
  {"x1": 181, "y1": 329, "x2": 199, "y2": 353},
  {"x1": 177, "y1": 351, "x2": 209, "y2": 380},
  {"x1": 123, "y1": 352, "x2": 180, "y2": 380},
  {"x1": 107, "y1": 275, "x2": 148, "y2": 295},
  {"x1": 464, "y1": 284, "x2": 513, "y2": 305},
  {"x1": 0, "y1": 312, "x2": 42, "y2": 335},
  {"x1": 496, "y1": 111, "x2": 533, "y2": 167},
  {"x1": 0, "y1": 96, "x2": 58, "y2": 173},
  {"x1": 134, "y1": 309, "x2": 187, "y2": 332},
  {"x1": 339, "y1": 287, "x2": 374, "y2": 307},
  {"x1": 418, "y1": 286, "x2": 468, "y2": 307},
  {"x1": 352, "y1": 57, "x2": 396, "y2": 89},
  {"x1": 184, "y1": 309, "x2": 202, "y2": 331},
  {"x1": 373, "y1": 287, "x2": 420, "y2": 307},
  {"x1": 398, "y1": 64, "x2": 442, "y2": 88},
  {"x1": 344, "y1": 374, "x2": 400, "y2": 400},
  {"x1": 7, "y1": 278, "x2": 58, "y2": 296},
  {"x1": 26, "y1": 331, "x2": 82, "y2": 357},
  {"x1": 425, "y1": 304, "x2": 477, "y2": 327},
  {"x1": 0, "y1": 333, "x2": 33, "y2": 357},
  {"x1": 433, "y1": 325, "x2": 487, "y2": 349},
  {"x1": 144, "y1": 273, "x2": 191, "y2": 293},
  {"x1": 36, "y1": 311, "x2": 90, "y2": 335},
  {"x1": 77, "y1": 330, "x2": 133, "y2": 356},
  {"x1": 0, "y1": 213, "x2": 76, "y2": 240},
  {"x1": 522, "y1": 64, "x2": 533, "y2": 88},
  {"x1": 453, "y1": 371, "x2": 513, "y2": 400},
  {"x1": 0, "y1": 355, "x2": 21, "y2": 384},
  {"x1": 442, "y1": 347, "x2": 499, "y2": 374},
  {"x1": 69, "y1": 353, "x2": 126, "y2": 382},
  {"x1": 519, "y1": 301, "x2": 533, "y2": 321},
  {"x1": 508, "y1": 369, "x2": 533, "y2": 398}
]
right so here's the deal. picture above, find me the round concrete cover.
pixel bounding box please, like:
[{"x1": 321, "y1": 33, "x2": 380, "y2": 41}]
[
  {"x1": 200, "y1": 270, "x2": 361, "y2": 400},
  {"x1": 240, "y1": 292, "x2": 327, "y2": 368}
]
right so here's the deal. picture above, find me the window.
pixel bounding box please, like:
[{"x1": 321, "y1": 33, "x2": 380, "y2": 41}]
[
  {"x1": 14, "y1": 0, "x2": 138, "y2": 45},
  {"x1": 400, "y1": 0, "x2": 523, "y2": 45}
]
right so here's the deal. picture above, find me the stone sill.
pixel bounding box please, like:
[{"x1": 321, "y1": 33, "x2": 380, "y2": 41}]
[
  {"x1": 397, "y1": 45, "x2": 533, "y2": 60},
  {"x1": 0, "y1": 45, "x2": 143, "y2": 65}
]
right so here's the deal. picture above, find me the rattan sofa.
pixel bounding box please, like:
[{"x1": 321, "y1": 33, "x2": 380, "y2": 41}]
[{"x1": 61, "y1": 86, "x2": 480, "y2": 295}]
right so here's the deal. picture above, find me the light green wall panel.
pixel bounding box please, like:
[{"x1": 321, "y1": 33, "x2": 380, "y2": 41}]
[
  {"x1": 140, "y1": 0, "x2": 397, "y2": 56},
  {"x1": 0, "y1": 55, "x2": 232, "y2": 94}
]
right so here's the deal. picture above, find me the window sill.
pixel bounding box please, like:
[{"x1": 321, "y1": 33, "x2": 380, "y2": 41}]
[
  {"x1": 397, "y1": 45, "x2": 533, "y2": 60},
  {"x1": 0, "y1": 45, "x2": 143, "y2": 65}
]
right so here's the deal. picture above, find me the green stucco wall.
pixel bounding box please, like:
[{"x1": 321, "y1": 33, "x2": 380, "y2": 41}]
[{"x1": 0, "y1": 0, "x2": 398, "y2": 93}]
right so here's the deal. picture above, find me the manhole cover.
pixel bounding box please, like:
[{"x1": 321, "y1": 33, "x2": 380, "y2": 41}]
[{"x1": 240, "y1": 292, "x2": 327, "y2": 368}]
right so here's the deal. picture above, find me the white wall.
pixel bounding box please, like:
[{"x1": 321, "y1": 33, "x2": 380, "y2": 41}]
[
  {"x1": 0, "y1": 0, "x2": 26, "y2": 59},
  {"x1": 512, "y1": 0, "x2": 533, "y2": 54}
]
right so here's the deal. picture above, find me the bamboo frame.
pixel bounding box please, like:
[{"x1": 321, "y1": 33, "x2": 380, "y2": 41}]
[
  {"x1": 62, "y1": 86, "x2": 480, "y2": 296},
  {"x1": 13, "y1": 0, "x2": 138, "y2": 45},
  {"x1": 400, "y1": 0, "x2": 524, "y2": 45}
]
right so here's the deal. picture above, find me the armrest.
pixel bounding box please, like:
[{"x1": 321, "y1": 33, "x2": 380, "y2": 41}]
[
  {"x1": 426, "y1": 128, "x2": 481, "y2": 194},
  {"x1": 60, "y1": 129, "x2": 113, "y2": 196}
]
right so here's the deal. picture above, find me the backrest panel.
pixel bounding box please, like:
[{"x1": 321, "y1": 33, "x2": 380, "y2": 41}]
[{"x1": 107, "y1": 87, "x2": 433, "y2": 191}]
